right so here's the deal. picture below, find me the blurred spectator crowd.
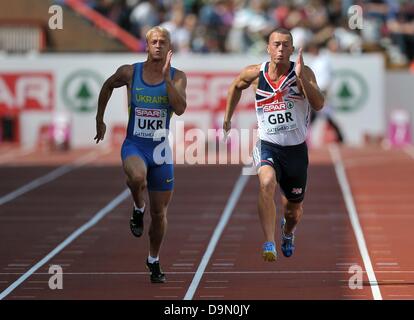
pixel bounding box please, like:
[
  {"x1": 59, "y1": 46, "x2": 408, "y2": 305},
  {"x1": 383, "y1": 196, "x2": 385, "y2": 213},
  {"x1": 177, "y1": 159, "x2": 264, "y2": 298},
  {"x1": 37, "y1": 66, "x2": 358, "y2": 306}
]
[{"x1": 85, "y1": 0, "x2": 414, "y2": 66}]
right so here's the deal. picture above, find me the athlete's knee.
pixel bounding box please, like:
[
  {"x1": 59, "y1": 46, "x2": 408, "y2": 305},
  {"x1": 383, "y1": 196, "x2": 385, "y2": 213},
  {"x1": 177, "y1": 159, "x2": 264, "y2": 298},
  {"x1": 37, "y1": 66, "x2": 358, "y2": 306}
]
[
  {"x1": 285, "y1": 201, "x2": 303, "y2": 220},
  {"x1": 150, "y1": 207, "x2": 167, "y2": 223},
  {"x1": 126, "y1": 171, "x2": 147, "y2": 190},
  {"x1": 259, "y1": 175, "x2": 276, "y2": 195}
]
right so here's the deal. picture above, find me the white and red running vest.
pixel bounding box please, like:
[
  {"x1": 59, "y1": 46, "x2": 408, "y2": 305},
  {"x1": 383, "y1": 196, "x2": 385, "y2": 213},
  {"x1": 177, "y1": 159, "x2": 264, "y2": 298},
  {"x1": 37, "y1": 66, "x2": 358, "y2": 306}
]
[{"x1": 255, "y1": 61, "x2": 311, "y2": 146}]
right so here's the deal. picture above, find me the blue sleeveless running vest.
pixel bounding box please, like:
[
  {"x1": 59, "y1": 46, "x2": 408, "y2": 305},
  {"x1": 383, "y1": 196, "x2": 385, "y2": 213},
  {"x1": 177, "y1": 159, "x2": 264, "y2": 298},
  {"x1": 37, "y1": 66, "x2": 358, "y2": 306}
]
[{"x1": 126, "y1": 62, "x2": 175, "y2": 146}]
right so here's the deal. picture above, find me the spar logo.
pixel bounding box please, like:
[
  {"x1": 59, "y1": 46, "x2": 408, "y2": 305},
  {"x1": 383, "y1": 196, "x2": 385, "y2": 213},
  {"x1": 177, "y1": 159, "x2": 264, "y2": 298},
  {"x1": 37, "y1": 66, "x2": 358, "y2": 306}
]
[
  {"x1": 0, "y1": 72, "x2": 54, "y2": 112},
  {"x1": 134, "y1": 108, "x2": 167, "y2": 134},
  {"x1": 136, "y1": 109, "x2": 162, "y2": 117},
  {"x1": 263, "y1": 101, "x2": 294, "y2": 112}
]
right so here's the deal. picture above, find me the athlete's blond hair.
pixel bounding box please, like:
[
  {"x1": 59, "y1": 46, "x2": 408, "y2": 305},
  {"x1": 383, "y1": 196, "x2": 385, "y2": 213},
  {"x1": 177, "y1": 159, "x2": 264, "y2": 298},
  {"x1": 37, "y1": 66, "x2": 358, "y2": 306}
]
[{"x1": 145, "y1": 26, "x2": 171, "y2": 44}]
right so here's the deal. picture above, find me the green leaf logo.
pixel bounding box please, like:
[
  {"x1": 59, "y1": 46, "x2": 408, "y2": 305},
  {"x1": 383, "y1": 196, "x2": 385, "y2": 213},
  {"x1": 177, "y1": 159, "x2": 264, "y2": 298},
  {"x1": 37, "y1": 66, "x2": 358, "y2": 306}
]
[
  {"x1": 62, "y1": 70, "x2": 104, "y2": 113},
  {"x1": 330, "y1": 70, "x2": 368, "y2": 112}
]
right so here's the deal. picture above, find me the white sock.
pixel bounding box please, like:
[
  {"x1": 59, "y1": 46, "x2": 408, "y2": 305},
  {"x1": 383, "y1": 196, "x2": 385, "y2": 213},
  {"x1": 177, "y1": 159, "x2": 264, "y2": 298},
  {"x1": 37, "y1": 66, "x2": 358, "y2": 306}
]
[
  {"x1": 148, "y1": 255, "x2": 159, "y2": 264},
  {"x1": 134, "y1": 202, "x2": 145, "y2": 213}
]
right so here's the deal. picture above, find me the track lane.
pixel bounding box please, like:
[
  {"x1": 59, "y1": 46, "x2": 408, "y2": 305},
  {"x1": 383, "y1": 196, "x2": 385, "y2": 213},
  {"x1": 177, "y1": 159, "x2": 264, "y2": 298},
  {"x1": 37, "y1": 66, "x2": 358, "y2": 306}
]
[
  {"x1": 2, "y1": 146, "x2": 411, "y2": 300},
  {"x1": 0, "y1": 166, "x2": 125, "y2": 295},
  {"x1": 2, "y1": 166, "x2": 241, "y2": 299},
  {"x1": 341, "y1": 146, "x2": 414, "y2": 300},
  {"x1": 193, "y1": 148, "x2": 374, "y2": 299}
]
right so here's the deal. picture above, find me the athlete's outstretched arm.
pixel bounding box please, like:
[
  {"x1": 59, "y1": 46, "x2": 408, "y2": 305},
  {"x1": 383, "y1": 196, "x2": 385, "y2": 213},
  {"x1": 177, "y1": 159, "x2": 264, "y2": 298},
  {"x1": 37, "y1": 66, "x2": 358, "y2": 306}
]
[
  {"x1": 295, "y1": 48, "x2": 324, "y2": 111},
  {"x1": 163, "y1": 50, "x2": 187, "y2": 116},
  {"x1": 94, "y1": 65, "x2": 132, "y2": 144},
  {"x1": 223, "y1": 64, "x2": 260, "y2": 132}
]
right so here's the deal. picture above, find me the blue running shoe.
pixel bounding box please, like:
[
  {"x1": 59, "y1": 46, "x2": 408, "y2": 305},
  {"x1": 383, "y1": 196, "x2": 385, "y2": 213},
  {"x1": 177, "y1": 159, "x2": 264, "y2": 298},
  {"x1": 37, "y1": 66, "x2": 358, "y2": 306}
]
[
  {"x1": 262, "y1": 241, "x2": 277, "y2": 262},
  {"x1": 281, "y1": 218, "x2": 295, "y2": 257}
]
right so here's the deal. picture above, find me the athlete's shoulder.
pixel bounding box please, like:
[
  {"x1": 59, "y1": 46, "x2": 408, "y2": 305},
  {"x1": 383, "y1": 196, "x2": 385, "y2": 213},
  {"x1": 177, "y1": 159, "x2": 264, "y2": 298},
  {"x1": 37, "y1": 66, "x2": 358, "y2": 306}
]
[
  {"x1": 117, "y1": 64, "x2": 134, "y2": 72},
  {"x1": 303, "y1": 65, "x2": 318, "y2": 82},
  {"x1": 115, "y1": 64, "x2": 134, "y2": 80},
  {"x1": 172, "y1": 68, "x2": 187, "y2": 86},
  {"x1": 303, "y1": 64, "x2": 315, "y2": 75},
  {"x1": 243, "y1": 64, "x2": 261, "y2": 74},
  {"x1": 172, "y1": 68, "x2": 187, "y2": 78},
  {"x1": 240, "y1": 64, "x2": 261, "y2": 81}
]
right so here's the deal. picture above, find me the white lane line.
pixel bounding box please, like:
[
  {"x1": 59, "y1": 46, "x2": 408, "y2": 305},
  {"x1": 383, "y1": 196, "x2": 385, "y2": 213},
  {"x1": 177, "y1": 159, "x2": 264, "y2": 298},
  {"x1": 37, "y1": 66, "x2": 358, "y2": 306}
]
[
  {"x1": 0, "y1": 188, "x2": 129, "y2": 300},
  {"x1": 329, "y1": 144, "x2": 382, "y2": 300},
  {"x1": 0, "y1": 148, "x2": 111, "y2": 206},
  {"x1": 183, "y1": 172, "x2": 249, "y2": 301}
]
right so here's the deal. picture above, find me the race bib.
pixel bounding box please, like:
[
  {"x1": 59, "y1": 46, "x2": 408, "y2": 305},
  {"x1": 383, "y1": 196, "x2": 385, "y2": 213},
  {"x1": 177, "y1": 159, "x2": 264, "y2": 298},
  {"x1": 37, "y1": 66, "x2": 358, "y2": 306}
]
[
  {"x1": 133, "y1": 108, "x2": 167, "y2": 138},
  {"x1": 261, "y1": 101, "x2": 298, "y2": 134}
]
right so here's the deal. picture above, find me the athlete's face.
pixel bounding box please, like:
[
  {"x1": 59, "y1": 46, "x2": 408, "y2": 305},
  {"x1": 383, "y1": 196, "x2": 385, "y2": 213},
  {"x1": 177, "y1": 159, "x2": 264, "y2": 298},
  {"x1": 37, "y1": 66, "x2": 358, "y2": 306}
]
[
  {"x1": 267, "y1": 32, "x2": 294, "y2": 65},
  {"x1": 146, "y1": 31, "x2": 171, "y2": 61}
]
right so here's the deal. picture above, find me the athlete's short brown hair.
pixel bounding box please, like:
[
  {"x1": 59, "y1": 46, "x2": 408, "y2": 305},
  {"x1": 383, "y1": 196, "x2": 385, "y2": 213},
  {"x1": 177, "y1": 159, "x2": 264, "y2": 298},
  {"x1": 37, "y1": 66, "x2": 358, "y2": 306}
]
[{"x1": 268, "y1": 28, "x2": 293, "y2": 45}]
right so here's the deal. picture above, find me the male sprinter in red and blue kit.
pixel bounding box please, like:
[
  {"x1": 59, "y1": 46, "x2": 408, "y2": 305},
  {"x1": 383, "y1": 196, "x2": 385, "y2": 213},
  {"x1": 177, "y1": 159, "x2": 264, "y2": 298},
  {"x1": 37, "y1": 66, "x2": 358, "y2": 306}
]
[
  {"x1": 94, "y1": 26, "x2": 187, "y2": 283},
  {"x1": 224, "y1": 28, "x2": 324, "y2": 262}
]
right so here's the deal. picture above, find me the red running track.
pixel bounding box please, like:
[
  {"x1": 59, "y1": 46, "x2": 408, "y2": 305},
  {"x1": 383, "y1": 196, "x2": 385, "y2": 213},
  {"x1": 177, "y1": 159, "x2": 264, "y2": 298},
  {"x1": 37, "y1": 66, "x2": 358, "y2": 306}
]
[{"x1": 0, "y1": 145, "x2": 413, "y2": 300}]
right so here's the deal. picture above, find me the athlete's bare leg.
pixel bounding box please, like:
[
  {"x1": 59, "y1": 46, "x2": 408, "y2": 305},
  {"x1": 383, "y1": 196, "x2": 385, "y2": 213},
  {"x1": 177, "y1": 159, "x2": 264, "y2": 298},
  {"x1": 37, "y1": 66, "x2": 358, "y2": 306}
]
[
  {"x1": 281, "y1": 195, "x2": 303, "y2": 235},
  {"x1": 148, "y1": 190, "x2": 173, "y2": 258},
  {"x1": 258, "y1": 165, "x2": 277, "y2": 243},
  {"x1": 123, "y1": 156, "x2": 147, "y2": 208}
]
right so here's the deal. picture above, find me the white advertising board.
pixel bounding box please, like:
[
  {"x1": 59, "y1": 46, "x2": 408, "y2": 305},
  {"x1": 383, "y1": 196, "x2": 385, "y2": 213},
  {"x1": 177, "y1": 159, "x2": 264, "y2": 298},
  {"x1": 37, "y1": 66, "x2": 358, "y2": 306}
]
[{"x1": 0, "y1": 53, "x2": 384, "y2": 148}]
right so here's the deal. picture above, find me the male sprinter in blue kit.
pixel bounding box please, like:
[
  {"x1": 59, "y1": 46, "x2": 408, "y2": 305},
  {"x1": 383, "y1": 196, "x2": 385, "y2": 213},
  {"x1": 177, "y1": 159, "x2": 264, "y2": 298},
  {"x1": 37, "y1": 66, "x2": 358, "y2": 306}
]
[
  {"x1": 94, "y1": 26, "x2": 187, "y2": 283},
  {"x1": 223, "y1": 28, "x2": 324, "y2": 261}
]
